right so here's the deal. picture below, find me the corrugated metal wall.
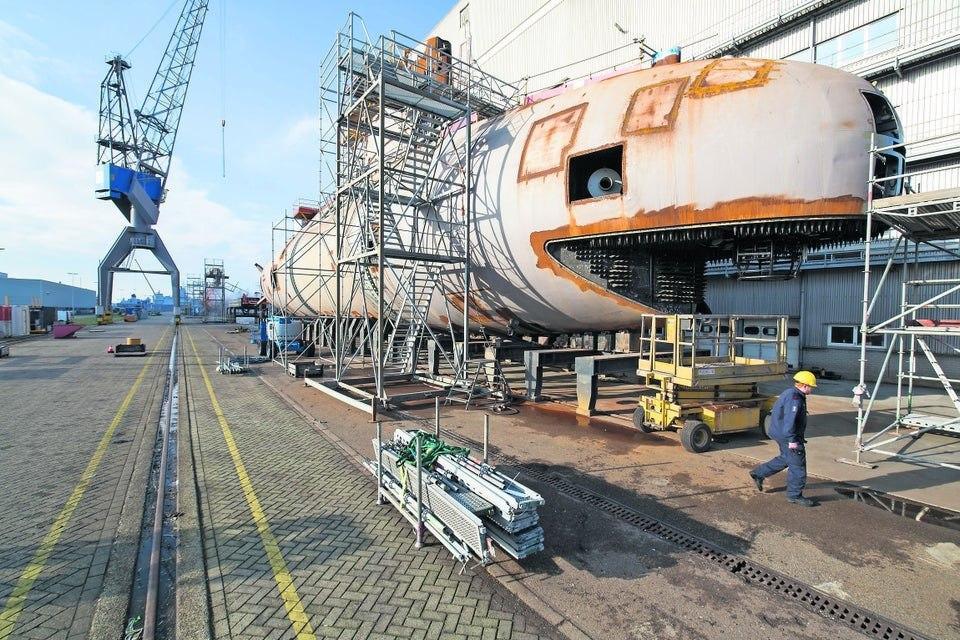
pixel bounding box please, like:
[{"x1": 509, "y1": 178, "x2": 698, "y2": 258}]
[
  {"x1": 812, "y1": 0, "x2": 900, "y2": 42},
  {"x1": 431, "y1": 0, "x2": 822, "y2": 94},
  {"x1": 742, "y1": 20, "x2": 811, "y2": 60},
  {"x1": 788, "y1": 261, "x2": 960, "y2": 350},
  {"x1": 876, "y1": 54, "x2": 960, "y2": 143},
  {"x1": 705, "y1": 277, "x2": 801, "y2": 316},
  {"x1": 707, "y1": 260, "x2": 960, "y2": 355},
  {"x1": 0, "y1": 279, "x2": 96, "y2": 309},
  {"x1": 911, "y1": 156, "x2": 960, "y2": 192},
  {"x1": 431, "y1": 0, "x2": 960, "y2": 146}
]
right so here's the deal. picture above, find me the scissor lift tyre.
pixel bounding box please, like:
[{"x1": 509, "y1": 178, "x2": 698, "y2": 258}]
[
  {"x1": 632, "y1": 407, "x2": 656, "y2": 433},
  {"x1": 680, "y1": 420, "x2": 712, "y2": 453}
]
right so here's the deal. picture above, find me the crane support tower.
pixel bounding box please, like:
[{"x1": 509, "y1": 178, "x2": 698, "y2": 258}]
[{"x1": 94, "y1": 0, "x2": 209, "y2": 324}]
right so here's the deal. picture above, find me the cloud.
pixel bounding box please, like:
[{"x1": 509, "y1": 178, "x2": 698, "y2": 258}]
[
  {"x1": 281, "y1": 115, "x2": 317, "y2": 150},
  {"x1": 0, "y1": 19, "x2": 43, "y2": 85},
  {"x1": 0, "y1": 72, "x2": 263, "y2": 301}
]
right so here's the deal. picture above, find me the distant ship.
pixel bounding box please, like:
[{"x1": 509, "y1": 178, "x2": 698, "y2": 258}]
[{"x1": 264, "y1": 57, "x2": 903, "y2": 333}]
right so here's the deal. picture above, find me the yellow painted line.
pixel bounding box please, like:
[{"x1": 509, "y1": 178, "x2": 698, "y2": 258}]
[
  {"x1": 0, "y1": 328, "x2": 169, "y2": 639},
  {"x1": 186, "y1": 330, "x2": 316, "y2": 640}
]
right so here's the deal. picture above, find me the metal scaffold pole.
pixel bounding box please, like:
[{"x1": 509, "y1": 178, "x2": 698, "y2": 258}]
[
  {"x1": 462, "y1": 66, "x2": 472, "y2": 377},
  {"x1": 854, "y1": 133, "x2": 876, "y2": 461},
  {"x1": 376, "y1": 41, "x2": 386, "y2": 404}
]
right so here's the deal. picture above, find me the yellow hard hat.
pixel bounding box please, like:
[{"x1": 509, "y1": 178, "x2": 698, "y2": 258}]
[{"x1": 793, "y1": 370, "x2": 817, "y2": 387}]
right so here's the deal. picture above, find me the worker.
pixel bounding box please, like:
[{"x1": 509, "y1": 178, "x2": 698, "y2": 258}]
[
  {"x1": 749, "y1": 371, "x2": 817, "y2": 507},
  {"x1": 258, "y1": 319, "x2": 269, "y2": 357}
]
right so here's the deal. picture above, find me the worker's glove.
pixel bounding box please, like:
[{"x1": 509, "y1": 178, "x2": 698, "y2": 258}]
[{"x1": 788, "y1": 441, "x2": 800, "y2": 450}]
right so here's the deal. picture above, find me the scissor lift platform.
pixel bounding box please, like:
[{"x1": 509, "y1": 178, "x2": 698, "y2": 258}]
[{"x1": 632, "y1": 315, "x2": 789, "y2": 453}]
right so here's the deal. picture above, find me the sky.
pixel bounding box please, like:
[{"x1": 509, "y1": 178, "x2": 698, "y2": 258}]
[{"x1": 0, "y1": 1, "x2": 448, "y2": 301}]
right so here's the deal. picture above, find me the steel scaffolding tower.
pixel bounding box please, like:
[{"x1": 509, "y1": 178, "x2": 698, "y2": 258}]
[
  {"x1": 267, "y1": 204, "x2": 331, "y2": 372},
  {"x1": 203, "y1": 258, "x2": 228, "y2": 323},
  {"x1": 851, "y1": 131, "x2": 960, "y2": 470},
  {"x1": 184, "y1": 275, "x2": 204, "y2": 317},
  {"x1": 316, "y1": 14, "x2": 518, "y2": 411}
]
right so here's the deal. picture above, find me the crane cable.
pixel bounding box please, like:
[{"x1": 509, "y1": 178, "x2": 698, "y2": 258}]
[
  {"x1": 219, "y1": 0, "x2": 227, "y2": 179},
  {"x1": 132, "y1": 257, "x2": 160, "y2": 298},
  {"x1": 125, "y1": 0, "x2": 181, "y2": 58}
]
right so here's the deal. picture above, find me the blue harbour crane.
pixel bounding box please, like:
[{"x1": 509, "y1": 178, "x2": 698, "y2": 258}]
[{"x1": 94, "y1": 0, "x2": 209, "y2": 323}]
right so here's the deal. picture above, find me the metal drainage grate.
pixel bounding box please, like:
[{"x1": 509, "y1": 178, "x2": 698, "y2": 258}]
[{"x1": 419, "y1": 420, "x2": 930, "y2": 640}]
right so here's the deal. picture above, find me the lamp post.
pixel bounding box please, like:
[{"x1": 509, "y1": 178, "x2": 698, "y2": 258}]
[{"x1": 67, "y1": 272, "x2": 78, "y2": 315}]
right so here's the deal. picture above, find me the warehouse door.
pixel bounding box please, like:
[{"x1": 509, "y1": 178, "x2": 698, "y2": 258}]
[{"x1": 741, "y1": 320, "x2": 800, "y2": 369}]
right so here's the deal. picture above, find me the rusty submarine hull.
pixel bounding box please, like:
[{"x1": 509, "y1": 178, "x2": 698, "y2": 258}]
[{"x1": 264, "y1": 57, "x2": 903, "y2": 333}]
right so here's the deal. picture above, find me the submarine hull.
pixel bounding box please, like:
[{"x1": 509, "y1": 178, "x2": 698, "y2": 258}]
[{"x1": 264, "y1": 58, "x2": 901, "y2": 333}]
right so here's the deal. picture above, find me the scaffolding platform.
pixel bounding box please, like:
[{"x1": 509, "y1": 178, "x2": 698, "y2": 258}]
[{"x1": 872, "y1": 186, "x2": 960, "y2": 240}]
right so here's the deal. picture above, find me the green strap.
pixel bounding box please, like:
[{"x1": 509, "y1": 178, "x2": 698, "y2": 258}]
[{"x1": 396, "y1": 431, "x2": 470, "y2": 472}]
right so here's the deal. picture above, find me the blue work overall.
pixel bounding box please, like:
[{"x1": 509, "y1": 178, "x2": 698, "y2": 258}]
[{"x1": 753, "y1": 386, "x2": 807, "y2": 499}]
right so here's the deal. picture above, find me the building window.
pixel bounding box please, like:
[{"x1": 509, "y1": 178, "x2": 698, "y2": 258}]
[
  {"x1": 815, "y1": 13, "x2": 899, "y2": 67},
  {"x1": 827, "y1": 324, "x2": 886, "y2": 348},
  {"x1": 783, "y1": 48, "x2": 811, "y2": 62},
  {"x1": 829, "y1": 325, "x2": 855, "y2": 344}
]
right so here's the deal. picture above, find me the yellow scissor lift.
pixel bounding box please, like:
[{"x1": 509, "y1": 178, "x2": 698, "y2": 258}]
[{"x1": 632, "y1": 314, "x2": 789, "y2": 453}]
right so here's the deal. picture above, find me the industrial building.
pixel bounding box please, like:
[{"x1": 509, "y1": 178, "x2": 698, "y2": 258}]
[
  {"x1": 0, "y1": 273, "x2": 96, "y2": 310},
  {"x1": 425, "y1": 0, "x2": 960, "y2": 381}
]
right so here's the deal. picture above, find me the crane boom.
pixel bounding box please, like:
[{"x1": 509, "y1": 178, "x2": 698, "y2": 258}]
[{"x1": 136, "y1": 0, "x2": 209, "y2": 185}]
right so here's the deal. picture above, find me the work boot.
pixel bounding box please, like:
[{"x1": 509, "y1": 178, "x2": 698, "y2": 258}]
[
  {"x1": 749, "y1": 472, "x2": 764, "y2": 493},
  {"x1": 787, "y1": 495, "x2": 816, "y2": 507}
]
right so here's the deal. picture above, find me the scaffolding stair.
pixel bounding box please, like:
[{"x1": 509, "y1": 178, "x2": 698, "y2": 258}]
[
  {"x1": 385, "y1": 264, "x2": 441, "y2": 371},
  {"x1": 915, "y1": 337, "x2": 960, "y2": 415},
  {"x1": 447, "y1": 358, "x2": 512, "y2": 409}
]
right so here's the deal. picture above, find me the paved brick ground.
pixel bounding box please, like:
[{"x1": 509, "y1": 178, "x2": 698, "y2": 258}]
[
  {"x1": 183, "y1": 326, "x2": 558, "y2": 640},
  {"x1": 0, "y1": 320, "x2": 169, "y2": 639}
]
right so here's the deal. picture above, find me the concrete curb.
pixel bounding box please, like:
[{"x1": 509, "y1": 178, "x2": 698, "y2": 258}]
[{"x1": 257, "y1": 374, "x2": 594, "y2": 640}]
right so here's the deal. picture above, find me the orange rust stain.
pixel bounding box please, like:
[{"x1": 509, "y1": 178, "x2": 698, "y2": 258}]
[
  {"x1": 529, "y1": 195, "x2": 864, "y2": 310},
  {"x1": 687, "y1": 59, "x2": 777, "y2": 98},
  {"x1": 621, "y1": 77, "x2": 689, "y2": 136},
  {"x1": 517, "y1": 103, "x2": 587, "y2": 182},
  {"x1": 445, "y1": 292, "x2": 510, "y2": 327}
]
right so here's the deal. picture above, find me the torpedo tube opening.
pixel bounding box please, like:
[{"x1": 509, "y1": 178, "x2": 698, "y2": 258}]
[{"x1": 569, "y1": 145, "x2": 624, "y2": 202}]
